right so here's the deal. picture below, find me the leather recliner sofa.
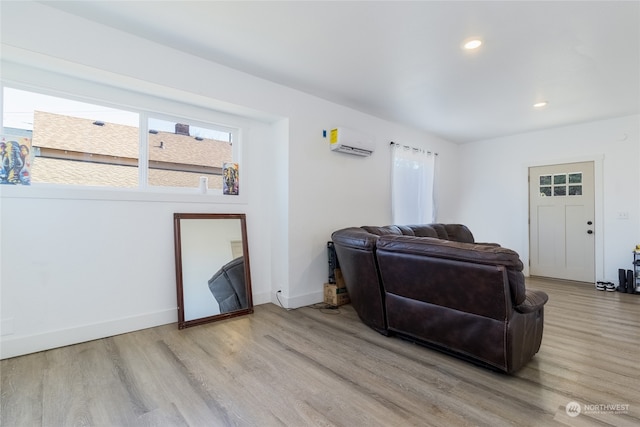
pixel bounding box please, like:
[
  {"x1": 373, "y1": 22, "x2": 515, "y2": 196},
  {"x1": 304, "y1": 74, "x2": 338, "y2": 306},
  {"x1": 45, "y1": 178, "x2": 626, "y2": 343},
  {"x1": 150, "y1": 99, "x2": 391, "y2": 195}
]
[{"x1": 331, "y1": 224, "x2": 548, "y2": 373}]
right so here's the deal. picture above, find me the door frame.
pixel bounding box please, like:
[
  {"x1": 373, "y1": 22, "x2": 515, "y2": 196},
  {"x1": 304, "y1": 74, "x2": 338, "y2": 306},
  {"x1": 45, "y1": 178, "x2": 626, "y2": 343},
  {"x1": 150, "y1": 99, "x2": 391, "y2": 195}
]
[{"x1": 524, "y1": 155, "x2": 604, "y2": 282}]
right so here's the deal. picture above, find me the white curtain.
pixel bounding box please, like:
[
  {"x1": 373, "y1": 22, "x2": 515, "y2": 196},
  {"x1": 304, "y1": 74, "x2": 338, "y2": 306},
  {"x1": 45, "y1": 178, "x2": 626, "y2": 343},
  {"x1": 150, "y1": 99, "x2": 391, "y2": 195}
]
[{"x1": 391, "y1": 144, "x2": 437, "y2": 224}]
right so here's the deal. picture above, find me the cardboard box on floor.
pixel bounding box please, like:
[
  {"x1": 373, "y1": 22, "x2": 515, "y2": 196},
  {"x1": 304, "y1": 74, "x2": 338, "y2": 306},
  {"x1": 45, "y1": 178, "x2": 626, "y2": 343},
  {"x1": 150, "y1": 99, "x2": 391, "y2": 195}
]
[
  {"x1": 324, "y1": 283, "x2": 350, "y2": 307},
  {"x1": 334, "y1": 268, "x2": 346, "y2": 288}
]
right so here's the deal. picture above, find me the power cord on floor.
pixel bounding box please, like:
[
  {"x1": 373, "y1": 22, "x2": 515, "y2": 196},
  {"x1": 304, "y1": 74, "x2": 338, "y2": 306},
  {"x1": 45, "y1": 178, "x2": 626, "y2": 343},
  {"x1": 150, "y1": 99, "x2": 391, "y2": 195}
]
[{"x1": 307, "y1": 302, "x2": 342, "y2": 314}]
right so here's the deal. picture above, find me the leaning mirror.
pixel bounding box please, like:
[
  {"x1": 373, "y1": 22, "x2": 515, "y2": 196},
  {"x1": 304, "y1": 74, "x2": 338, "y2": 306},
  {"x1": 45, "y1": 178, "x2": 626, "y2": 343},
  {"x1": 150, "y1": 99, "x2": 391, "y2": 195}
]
[{"x1": 174, "y1": 213, "x2": 253, "y2": 329}]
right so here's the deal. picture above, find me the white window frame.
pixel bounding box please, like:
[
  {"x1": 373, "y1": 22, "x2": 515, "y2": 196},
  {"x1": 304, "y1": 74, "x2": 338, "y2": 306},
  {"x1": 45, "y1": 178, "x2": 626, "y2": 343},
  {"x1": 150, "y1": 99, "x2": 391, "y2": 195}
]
[{"x1": 0, "y1": 64, "x2": 248, "y2": 204}]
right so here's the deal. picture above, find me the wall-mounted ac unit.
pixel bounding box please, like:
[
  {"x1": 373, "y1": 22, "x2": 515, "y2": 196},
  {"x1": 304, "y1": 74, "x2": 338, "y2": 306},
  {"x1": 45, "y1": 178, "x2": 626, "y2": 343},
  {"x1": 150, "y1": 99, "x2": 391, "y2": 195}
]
[{"x1": 329, "y1": 127, "x2": 374, "y2": 156}]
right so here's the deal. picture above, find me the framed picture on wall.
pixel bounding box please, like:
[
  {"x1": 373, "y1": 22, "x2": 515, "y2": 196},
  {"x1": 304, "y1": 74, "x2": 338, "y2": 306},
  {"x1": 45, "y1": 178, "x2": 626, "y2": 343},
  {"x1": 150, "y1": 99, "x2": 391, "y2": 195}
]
[
  {"x1": 223, "y1": 162, "x2": 239, "y2": 195},
  {"x1": 1, "y1": 135, "x2": 32, "y2": 185}
]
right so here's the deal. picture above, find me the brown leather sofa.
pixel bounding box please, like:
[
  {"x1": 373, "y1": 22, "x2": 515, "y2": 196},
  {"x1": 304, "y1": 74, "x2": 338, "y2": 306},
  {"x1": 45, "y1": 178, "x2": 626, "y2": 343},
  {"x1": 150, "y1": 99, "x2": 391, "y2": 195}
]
[{"x1": 331, "y1": 224, "x2": 548, "y2": 373}]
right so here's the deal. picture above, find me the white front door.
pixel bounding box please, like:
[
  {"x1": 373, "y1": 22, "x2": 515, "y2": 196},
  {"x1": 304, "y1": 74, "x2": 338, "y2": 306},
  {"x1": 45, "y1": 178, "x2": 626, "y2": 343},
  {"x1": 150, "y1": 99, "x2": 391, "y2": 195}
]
[{"x1": 529, "y1": 161, "x2": 595, "y2": 282}]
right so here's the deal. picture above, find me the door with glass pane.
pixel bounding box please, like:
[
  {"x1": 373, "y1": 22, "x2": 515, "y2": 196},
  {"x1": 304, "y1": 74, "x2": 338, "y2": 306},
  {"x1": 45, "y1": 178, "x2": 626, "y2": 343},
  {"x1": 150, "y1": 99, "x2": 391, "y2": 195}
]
[{"x1": 529, "y1": 162, "x2": 595, "y2": 282}]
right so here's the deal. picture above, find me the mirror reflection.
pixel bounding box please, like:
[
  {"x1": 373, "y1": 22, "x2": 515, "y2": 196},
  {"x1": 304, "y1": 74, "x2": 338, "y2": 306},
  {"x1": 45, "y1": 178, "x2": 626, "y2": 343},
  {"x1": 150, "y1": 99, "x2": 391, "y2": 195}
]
[{"x1": 174, "y1": 213, "x2": 253, "y2": 329}]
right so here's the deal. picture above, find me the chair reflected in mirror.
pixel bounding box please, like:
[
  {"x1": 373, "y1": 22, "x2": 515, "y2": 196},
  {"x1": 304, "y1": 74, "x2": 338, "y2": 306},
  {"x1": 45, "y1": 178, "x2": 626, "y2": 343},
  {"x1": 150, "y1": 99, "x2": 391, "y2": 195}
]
[{"x1": 208, "y1": 256, "x2": 247, "y2": 313}]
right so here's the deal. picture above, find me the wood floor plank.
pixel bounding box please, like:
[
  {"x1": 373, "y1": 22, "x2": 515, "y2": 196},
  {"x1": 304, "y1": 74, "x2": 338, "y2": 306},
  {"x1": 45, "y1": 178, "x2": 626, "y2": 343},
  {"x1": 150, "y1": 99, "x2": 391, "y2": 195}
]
[
  {"x1": 0, "y1": 351, "x2": 45, "y2": 425},
  {"x1": 2, "y1": 277, "x2": 639, "y2": 426}
]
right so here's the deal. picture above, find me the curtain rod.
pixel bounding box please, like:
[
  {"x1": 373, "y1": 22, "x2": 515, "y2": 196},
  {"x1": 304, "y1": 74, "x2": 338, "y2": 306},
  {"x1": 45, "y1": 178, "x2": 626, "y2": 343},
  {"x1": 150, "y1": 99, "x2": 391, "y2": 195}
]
[{"x1": 389, "y1": 141, "x2": 438, "y2": 155}]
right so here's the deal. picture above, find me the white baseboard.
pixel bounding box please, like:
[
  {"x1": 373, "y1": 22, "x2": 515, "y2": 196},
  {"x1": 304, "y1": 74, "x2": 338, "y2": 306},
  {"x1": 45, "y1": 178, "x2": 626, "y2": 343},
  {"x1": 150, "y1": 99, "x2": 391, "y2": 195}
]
[
  {"x1": 252, "y1": 291, "x2": 272, "y2": 306},
  {"x1": 0, "y1": 295, "x2": 313, "y2": 360},
  {"x1": 273, "y1": 290, "x2": 323, "y2": 309},
  {"x1": 0, "y1": 309, "x2": 176, "y2": 360}
]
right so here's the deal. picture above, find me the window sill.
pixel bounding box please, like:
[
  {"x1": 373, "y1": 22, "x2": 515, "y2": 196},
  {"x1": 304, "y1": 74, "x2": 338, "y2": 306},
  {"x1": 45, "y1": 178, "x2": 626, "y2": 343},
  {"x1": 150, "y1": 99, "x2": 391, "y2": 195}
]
[{"x1": 0, "y1": 183, "x2": 248, "y2": 204}]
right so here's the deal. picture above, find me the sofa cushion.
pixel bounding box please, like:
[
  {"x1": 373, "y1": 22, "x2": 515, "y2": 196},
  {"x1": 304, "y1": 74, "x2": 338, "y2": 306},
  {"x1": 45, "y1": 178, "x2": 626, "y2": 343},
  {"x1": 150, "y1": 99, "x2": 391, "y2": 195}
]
[
  {"x1": 428, "y1": 223, "x2": 449, "y2": 240},
  {"x1": 443, "y1": 224, "x2": 475, "y2": 243},
  {"x1": 396, "y1": 225, "x2": 417, "y2": 236},
  {"x1": 361, "y1": 225, "x2": 404, "y2": 236},
  {"x1": 406, "y1": 225, "x2": 439, "y2": 238}
]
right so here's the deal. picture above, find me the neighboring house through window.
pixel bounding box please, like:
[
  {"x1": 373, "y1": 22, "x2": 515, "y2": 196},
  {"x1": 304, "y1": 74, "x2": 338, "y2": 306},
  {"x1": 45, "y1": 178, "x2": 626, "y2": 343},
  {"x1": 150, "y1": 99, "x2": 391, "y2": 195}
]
[{"x1": 2, "y1": 87, "x2": 236, "y2": 191}]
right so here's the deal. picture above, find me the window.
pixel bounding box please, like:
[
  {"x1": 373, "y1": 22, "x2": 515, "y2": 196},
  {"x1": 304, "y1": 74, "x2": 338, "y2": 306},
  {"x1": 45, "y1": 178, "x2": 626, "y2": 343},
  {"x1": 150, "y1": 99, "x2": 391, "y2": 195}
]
[
  {"x1": 146, "y1": 117, "x2": 233, "y2": 191},
  {"x1": 539, "y1": 172, "x2": 582, "y2": 197},
  {"x1": 3, "y1": 87, "x2": 139, "y2": 187},
  {"x1": 391, "y1": 143, "x2": 437, "y2": 224},
  {"x1": 2, "y1": 87, "x2": 238, "y2": 191}
]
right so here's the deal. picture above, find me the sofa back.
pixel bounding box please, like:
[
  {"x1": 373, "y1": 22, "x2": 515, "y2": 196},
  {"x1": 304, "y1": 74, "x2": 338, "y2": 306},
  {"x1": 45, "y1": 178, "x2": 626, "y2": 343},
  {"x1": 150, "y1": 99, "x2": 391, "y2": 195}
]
[
  {"x1": 376, "y1": 235, "x2": 530, "y2": 370},
  {"x1": 375, "y1": 236, "x2": 526, "y2": 318},
  {"x1": 360, "y1": 224, "x2": 476, "y2": 243},
  {"x1": 331, "y1": 224, "x2": 479, "y2": 333}
]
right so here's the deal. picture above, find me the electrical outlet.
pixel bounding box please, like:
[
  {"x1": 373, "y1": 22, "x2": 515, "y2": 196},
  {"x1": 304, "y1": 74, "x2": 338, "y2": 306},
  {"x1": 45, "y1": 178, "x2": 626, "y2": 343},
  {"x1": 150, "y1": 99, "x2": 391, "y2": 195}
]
[{"x1": 617, "y1": 211, "x2": 629, "y2": 220}]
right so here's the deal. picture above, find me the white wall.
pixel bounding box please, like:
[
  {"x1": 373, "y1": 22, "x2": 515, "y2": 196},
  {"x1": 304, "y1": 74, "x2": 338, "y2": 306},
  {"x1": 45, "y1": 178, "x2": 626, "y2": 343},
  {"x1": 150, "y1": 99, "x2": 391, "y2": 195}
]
[
  {"x1": 455, "y1": 115, "x2": 640, "y2": 283},
  {"x1": 6, "y1": 2, "x2": 633, "y2": 360},
  {"x1": 0, "y1": 1, "x2": 460, "y2": 358},
  {"x1": 283, "y1": 110, "x2": 459, "y2": 307}
]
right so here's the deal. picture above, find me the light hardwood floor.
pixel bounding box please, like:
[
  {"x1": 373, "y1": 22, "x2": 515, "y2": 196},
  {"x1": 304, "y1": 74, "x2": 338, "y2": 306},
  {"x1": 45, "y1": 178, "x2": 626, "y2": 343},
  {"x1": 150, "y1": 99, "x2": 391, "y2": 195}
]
[{"x1": 2, "y1": 278, "x2": 639, "y2": 426}]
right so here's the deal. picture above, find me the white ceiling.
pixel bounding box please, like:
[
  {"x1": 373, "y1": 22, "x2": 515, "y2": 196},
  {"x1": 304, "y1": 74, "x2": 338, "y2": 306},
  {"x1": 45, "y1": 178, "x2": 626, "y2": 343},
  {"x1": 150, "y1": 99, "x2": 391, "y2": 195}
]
[{"x1": 42, "y1": 1, "x2": 640, "y2": 143}]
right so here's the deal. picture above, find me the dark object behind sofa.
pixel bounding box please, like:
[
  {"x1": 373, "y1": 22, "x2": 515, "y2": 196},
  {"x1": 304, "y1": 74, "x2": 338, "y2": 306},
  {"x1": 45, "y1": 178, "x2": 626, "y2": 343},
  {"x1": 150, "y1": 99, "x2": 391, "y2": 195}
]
[
  {"x1": 208, "y1": 256, "x2": 247, "y2": 313},
  {"x1": 331, "y1": 224, "x2": 548, "y2": 373}
]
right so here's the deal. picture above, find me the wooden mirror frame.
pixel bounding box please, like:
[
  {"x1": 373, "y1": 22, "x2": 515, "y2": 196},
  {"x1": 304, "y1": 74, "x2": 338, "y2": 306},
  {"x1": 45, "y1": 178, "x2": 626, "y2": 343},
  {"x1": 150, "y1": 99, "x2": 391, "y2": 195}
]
[{"x1": 174, "y1": 213, "x2": 253, "y2": 329}]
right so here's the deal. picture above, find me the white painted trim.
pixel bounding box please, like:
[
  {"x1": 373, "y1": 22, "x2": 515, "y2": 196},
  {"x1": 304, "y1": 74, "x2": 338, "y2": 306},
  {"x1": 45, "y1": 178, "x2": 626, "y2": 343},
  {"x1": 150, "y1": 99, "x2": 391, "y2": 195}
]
[
  {"x1": 0, "y1": 308, "x2": 176, "y2": 360},
  {"x1": 252, "y1": 291, "x2": 272, "y2": 307},
  {"x1": 271, "y1": 290, "x2": 323, "y2": 310},
  {"x1": 0, "y1": 183, "x2": 249, "y2": 205},
  {"x1": 0, "y1": 299, "x2": 274, "y2": 359}
]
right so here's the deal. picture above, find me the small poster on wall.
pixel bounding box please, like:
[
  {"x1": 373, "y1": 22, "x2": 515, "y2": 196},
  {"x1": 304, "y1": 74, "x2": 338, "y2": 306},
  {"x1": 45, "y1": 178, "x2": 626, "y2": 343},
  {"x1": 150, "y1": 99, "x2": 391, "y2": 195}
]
[
  {"x1": 223, "y1": 162, "x2": 239, "y2": 195},
  {"x1": 1, "y1": 135, "x2": 32, "y2": 185}
]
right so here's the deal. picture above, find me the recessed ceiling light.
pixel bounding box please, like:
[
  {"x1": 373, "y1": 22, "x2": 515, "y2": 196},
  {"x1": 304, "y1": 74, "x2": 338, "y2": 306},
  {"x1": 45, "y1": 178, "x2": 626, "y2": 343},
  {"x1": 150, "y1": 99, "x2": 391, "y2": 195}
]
[
  {"x1": 533, "y1": 101, "x2": 548, "y2": 108},
  {"x1": 463, "y1": 39, "x2": 482, "y2": 50}
]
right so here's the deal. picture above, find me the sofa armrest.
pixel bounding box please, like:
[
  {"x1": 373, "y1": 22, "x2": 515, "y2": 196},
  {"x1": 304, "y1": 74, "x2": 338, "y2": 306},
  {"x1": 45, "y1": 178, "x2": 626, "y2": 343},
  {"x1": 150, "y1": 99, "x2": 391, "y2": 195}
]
[
  {"x1": 514, "y1": 289, "x2": 549, "y2": 313},
  {"x1": 475, "y1": 242, "x2": 501, "y2": 247},
  {"x1": 331, "y1": 227, "x2": 379, "y2": 250}
]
